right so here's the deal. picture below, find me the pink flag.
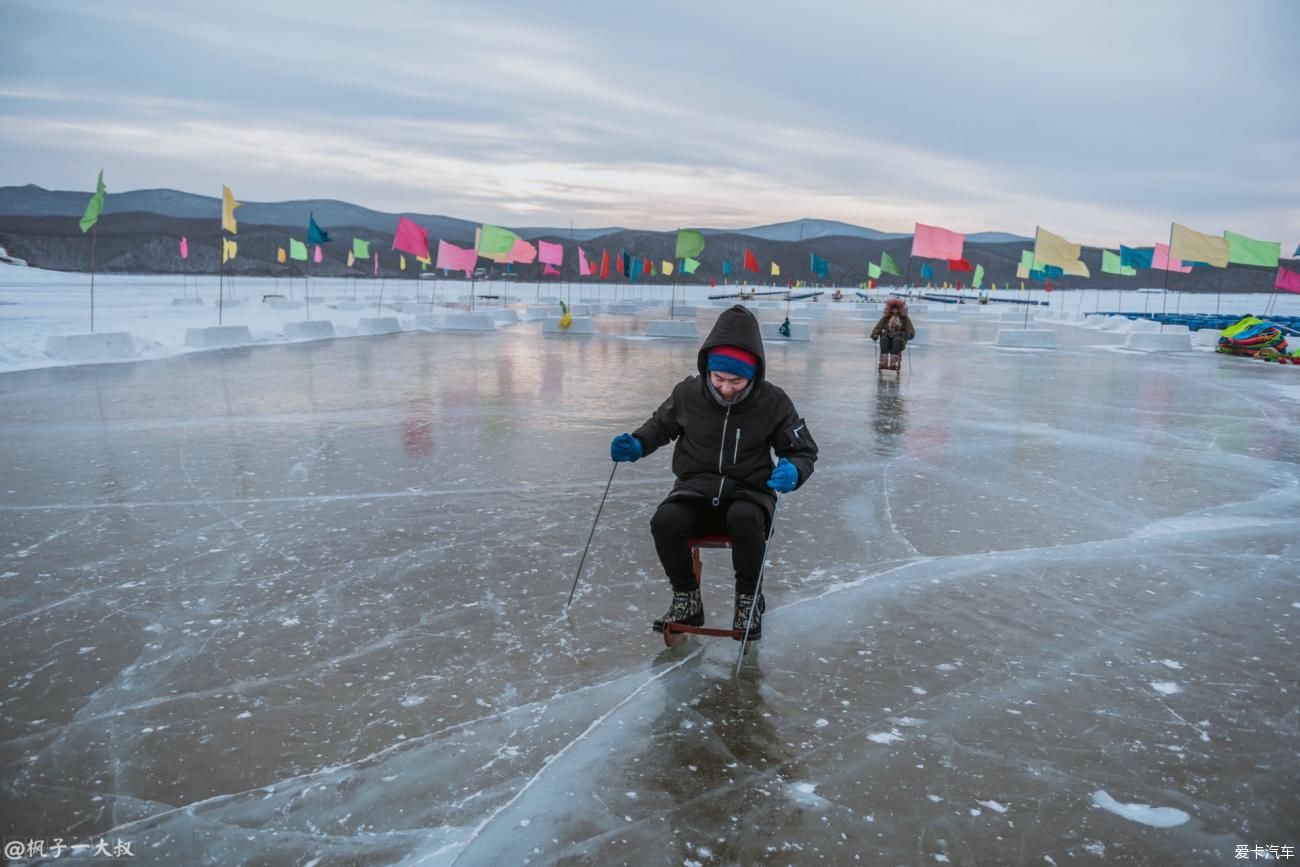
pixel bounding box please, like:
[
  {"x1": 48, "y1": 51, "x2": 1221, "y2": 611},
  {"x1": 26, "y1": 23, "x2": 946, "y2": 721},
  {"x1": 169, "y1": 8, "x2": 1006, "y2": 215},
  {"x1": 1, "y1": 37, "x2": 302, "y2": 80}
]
[
  {"x1": 392, "y1": 216, "x2": 430, "y2": 259},
  {"x1": 1153, "y1": 242, "x2": 1192, "y2": 273},
  {"x1": 1276, "y1": 265, "x2": 1300, "y2": 294},
  {"x1": 436, "y1": 239, "x2": 477, "y2": 275},
  {"x1": 538, "y1": 240, "x2": 564, "y2": 266},
  {"x1": 509, "y1": 237, "x2": 537, "y2": 264},
  {"x1": 179, "y1": 236, "x2": 188, "y2": 259},
  {"x1": 912, "y1": 223, "x2": 965, "y2": 260},
  {"x1": 373, "y1": 252, "x2": 379, "y2": 275},
  {"x1": 578, "y1": 247, "x2": 591, "y2": 276},
  {"x1": 543, "y1": 263, "x2": 560, "y2": 276},
  {"x1": 313, "y1": 245, "x2": 323, "y2": 264}
]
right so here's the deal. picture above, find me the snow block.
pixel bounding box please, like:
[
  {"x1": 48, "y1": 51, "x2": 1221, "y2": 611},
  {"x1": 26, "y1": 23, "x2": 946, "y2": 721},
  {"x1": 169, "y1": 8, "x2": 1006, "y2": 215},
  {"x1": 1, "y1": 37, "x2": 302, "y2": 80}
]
[
  {"x1": 217, "y1": 298, "x2": 244, "y2": 308},
  {"x1": 792, "y1": 307, "x2": 826, "y2": 320},
  {"x1": 491, "y1": 309, "x2": 520, "y2": 324},
  {"x1": 184, "y1": 326, "x2": 253, "y2": 349},
  {"x1": 283, "y1": 321, "x2": 336, "y2": 340},
  {"x1": 1126, "y1": 318, "x2": 1162, "y2": 333},
  {"x1": 171, "y1": 297, "x2": 203, "y2": 306},
  {"x1": 761, "y1": 322, "x2": 812, "y2": 342},
  {"x1": 537, "y1": 295, "x2": 561, "y2": 304},
  {"x1": 543, "y1": 316, "x2": 595, "y2": 335},
  {"x1": 526, "y1": 305, "x2": 562, "y2": 318},
  {"x1": 357, "y1": 317, "x2": 402, "y2": 335},
  {"x1": 268, "y1": 299, "x2": 304, "y2": 310},
  {"x1": 45, "y1": 332, "x2": 136, "y2": 362},
  {"x1": 442, "y1": 313, "x2": 496, "y2": 331},
  {"x1": 1124, "y1": 332, "x2": 1192, "y2": 352},
  {"x1": 413, "y1": 313, "x2": 441, "y2": 331},
  {"x1": 332, "y1": 301, "x2": 369, "y2": 311},
  {"x1": 569, "y1": 304, "x2": 593, "y2": 316},
  {"x1": 645, "y1": 320, "x2": 699, "y2": 338},
  {"x1": 1192, "y1": 328, "x2": 1222, "y2": 347},
  {"x1": 995, "y1": 329, "x2": 1056, "y2": 349},
  {"x1": 606, "y1": 303, "x2": 640, "y2": 315}
]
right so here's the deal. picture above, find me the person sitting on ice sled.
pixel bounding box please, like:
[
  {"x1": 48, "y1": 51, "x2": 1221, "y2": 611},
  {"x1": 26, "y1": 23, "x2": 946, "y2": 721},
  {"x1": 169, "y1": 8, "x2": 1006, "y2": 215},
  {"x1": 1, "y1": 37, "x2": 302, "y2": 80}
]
[
  {"x1": 870, "y1": 296, "x2": 915, "y2": 370},
  {"x1": 609, "y1": 304, "x2": 818, "y2": 640}
]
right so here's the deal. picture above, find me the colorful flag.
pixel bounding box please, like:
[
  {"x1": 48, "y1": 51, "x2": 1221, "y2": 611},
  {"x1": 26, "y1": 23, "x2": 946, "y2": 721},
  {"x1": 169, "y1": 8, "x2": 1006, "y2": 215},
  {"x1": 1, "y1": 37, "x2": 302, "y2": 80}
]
[
  {"x1": 600, "y1": 250, "x2": 610, "y2": 280},
  {"x1": 478, "y1": 224, "x2": 518, "y2": 256},
  {"x1": 353, "y1": 238, "x2": 370, "y2": 259},
  {"x1": 642, "y1": 256, "x2": 652, "y2": 275},
  {"x1": 1121, "y1": 245, "x2": 1154, "y2": 269},
  {"x1": 1044, "y1": 280, "x2": 1054, "y2": 293},
  {"x1": 392, "y1": 217, "x2": 430, "y2": 259},
  {"x1": 1170, "y1": 223, "x2": 1228, "y2": 268},
  {"x1": 80, "y1": 170, "x2": 106, "y2": 233},
  {"x1": 973, "y1": 264, "x2": 984, "y2": 288},
  {"x1": 722, "y1": 260, "x2": 733, "y2": 276},
  {"x1": 578, "y1": 247, "x2": 591, "y2": 276},
  {"x1": 911, "y1": 222, "x2": 965, "y2": 260},
  {"x1": 222, "y1": 238, "x2": 237, "y2": 263},
  {"x1": 290, "y1": 238, "x2": 308, "y2": 261},
  {"x1": 662, "y1": 260, "x2": 675, "y2": 276},
  {"x1": 947, "y1": 258, "x2": 973, "y2": 272},
  {"x1": 314, "y1": 245, "x2": 323, "y2": 264},
  {"x1": 347, "y1": 250, "x2": 355, "y2": 267},
  {"x1": 743, "y1": 248, "x2": 759, "y2": 272},
  {"x1": 770, "y1": 262, "x2": 781, "y2": 277},
  {"x1": 1033, "y1": 226, "x2": 1089, "y2": 276},
  {"x1": 1153, "y1": 242, "x2": 1192, "y2": 273},
  {"x1": 1274, "y1": 265, "x2": 1300, "y2": 293},
  {"x1": 1101, "y1": 249, "x2": 1123, "y2": 275},
  {"x1": 543, "y1": 263, "x2": 559, "y2": 276},
  {"x1": 509, "y1": 237, "x2": 537, "y2": 264},
  {"x1": 538, "y1": 240, "x2": 563, "y2": 266},
  {"x1": 277, "y1": 246, "x2": 286, "y2": 264},
  {"x1": 868, "y1": 263, "x2": 882, "y2": 279},
  {"x1": 179, "y1": 236, "x2": 188, "y2": 259},
  {"x1": 683, "y1": 257, "x2": 701, "y2": 274},
  {"x1": 919, "y1": 262, "x2": 933, "y2": 280},
  {"x1": 675, "y1": 229, "x2": 705, "y2": 259},
  {"x1": 880, "y1": 252, "x2": 901, "y2": 276},
  {"x1": 308, "y1": 214, "x2": 331, "y2": 245},
  {"x1": 1016, "y1": 249, "x2": 1032, "y2": 280},
  {"x1": 400, "y1": 254, "x2": 406, "y2": 271},
  {"x1": 620, "y1": 251, "x2": 631, "y2": 278},
  {"x1": 1224, "y1": 231, "x2": 1280, "y2": 268},
  {"x1": 221, "y1": 184, "x2": 239, "y2": 235},
  {"x1": 374, "y1": 252, "x2": 379, "y2": 275},
  {"x1": 810, "y1": 253, "x2": 829, "y2": 278},
  {"x1": 436, "y1": 240, "x2": 478, "y2": 274},
  {"x1": 1121, "y1": 265, "x2": 1137, "y2": 276}
]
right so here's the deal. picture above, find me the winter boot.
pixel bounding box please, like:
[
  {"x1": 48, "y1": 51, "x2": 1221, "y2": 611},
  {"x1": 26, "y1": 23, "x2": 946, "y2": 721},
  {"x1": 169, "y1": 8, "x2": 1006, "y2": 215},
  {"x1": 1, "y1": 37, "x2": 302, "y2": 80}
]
[
  {"x1": 890, "y1": 354, "x2": 901, "y2": 370},
  {"x1": 653, "y1": 589, "x2": 704, "y2": 633},
  {"x1": 878, "y1": 355, "x2": 888, "y2": 370},
  {"x1": 732, "y1": 592, "x2": 766, "y2": 640}
]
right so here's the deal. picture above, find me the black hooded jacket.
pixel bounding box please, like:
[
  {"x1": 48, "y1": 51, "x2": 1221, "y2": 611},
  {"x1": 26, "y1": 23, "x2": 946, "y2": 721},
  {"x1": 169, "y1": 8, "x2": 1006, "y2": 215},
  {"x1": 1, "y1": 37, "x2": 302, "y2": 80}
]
[{"x1": 632, "y1": 305, "x2": 818, "y2": 521}]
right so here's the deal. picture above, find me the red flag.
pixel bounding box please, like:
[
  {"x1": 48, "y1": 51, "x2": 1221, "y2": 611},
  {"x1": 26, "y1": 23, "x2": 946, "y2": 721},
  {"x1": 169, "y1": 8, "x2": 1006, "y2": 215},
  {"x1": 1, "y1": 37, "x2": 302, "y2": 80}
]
[
  {"x1": 786, "y1": 279, "x2": 793, "y2": 289},
  {"x1": 599, "y1": 250, "x2": 610, "y2": 280},
  {"x1": 1044, "y1": 280, "x2": 1054, "y2": 292},
  {"x1": 743, "y1": 248, "x2": 760, "y2": 272},
  {"x1": 956, "y1": 280, "x2": 963, "y2": 289},
  {"x1": 392, "y1": 216, "x2": 429, "y2": 259},
  {"x1": 643, "y1": 256, "x2": 652, "y2": 274},
  {"x1": 947, "y1": 258, "x2": 973, "y2": 272},
  {"x1": 1275, "y1": 265, "x2": 1300, "y2": 294},
  {"x1": 868, "y1": 278, "x2": 876, "y2": 289},
  {"x1": 710, "y1": 278, "x2": 716, "y2": 287}
]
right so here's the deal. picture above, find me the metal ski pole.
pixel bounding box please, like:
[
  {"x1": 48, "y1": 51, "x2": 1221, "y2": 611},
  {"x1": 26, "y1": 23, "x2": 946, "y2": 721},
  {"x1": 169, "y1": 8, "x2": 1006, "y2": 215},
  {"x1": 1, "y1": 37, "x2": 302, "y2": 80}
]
[
  {"x1": 736, "y1": 492, "x2": 780, "y2": 675},
  {"x1": 567, "y1": 462, "x2": 618, "y2": 607}
]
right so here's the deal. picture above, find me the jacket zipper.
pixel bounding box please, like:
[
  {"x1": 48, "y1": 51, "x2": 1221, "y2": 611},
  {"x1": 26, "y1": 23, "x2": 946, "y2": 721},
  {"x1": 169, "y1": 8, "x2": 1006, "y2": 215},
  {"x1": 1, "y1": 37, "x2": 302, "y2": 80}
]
[
  {"x1": 733, "y1": 428, "x2": 741, "y2": 463},
  {"x1": 713, "y1": 406, "x2": 731, "y2": 505}
]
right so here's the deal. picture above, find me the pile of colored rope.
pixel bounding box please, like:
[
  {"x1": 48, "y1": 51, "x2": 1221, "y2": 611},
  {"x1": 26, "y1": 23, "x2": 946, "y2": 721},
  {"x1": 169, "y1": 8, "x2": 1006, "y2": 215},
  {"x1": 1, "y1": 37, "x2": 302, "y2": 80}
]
[{"x1": 1217, "y1": 316, "x2": 1290, "y2": 359}]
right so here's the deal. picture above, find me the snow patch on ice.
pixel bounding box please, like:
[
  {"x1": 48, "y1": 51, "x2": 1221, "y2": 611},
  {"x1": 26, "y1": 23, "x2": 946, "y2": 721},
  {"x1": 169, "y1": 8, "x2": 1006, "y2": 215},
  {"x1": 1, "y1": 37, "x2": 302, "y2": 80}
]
[
  {"x1": 977, "y1": 799, "x2": 1008, "y2": 813},
  {"x1": 1157, "y1": 659, "x2": 1183, "y2": 670},
  {"x1": 1150, "y1": 681, "x2": 1182, "y2": 695},
  {"x1": 868, "y1": 730, "x2": 903, "y2": 745},
  {"x1": 1091, "y1": 790, "x2": 1190, "y2": 828}
]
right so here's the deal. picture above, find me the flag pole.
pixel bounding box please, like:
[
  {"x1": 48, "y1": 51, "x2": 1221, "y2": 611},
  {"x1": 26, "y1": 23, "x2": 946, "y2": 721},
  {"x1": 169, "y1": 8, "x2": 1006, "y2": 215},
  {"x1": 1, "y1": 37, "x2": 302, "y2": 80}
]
[
  {"x1": 218, "y1": 233, "x2": 225, "y2": 327},
  {"x1": 306, "y1": 248, "x2": 313, "y2": 321}
]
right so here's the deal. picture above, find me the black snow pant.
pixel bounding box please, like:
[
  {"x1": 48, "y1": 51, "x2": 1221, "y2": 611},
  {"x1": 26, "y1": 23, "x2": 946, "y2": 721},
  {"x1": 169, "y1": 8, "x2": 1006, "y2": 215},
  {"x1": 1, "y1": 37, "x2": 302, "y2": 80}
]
[
  {"x1": 881, "y1": 333, "x2": 908, "y2": 353},
  {"x1": 650, "y1": 498, "x2": 769, "y2": 595}
]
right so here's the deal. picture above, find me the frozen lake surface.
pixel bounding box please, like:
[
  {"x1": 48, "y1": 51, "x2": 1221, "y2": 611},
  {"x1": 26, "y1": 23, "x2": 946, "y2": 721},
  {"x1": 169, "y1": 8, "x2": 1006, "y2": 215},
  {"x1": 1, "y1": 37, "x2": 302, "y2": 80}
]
[{"x1": 1, "y1": 293, "x2": 1297, "y2": 865}]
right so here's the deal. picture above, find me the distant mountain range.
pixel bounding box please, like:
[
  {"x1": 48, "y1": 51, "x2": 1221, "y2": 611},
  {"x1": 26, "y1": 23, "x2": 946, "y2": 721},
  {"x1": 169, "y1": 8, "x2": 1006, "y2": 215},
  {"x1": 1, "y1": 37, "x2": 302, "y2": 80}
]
[{"x1": 0, "y1": 184, "x2": 1031, "y2": 244}]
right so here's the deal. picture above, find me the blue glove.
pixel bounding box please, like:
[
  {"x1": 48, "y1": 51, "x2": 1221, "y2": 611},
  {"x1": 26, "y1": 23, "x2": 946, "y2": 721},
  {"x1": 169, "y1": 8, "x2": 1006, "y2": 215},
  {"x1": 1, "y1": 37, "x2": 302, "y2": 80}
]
[
  {"x1": 610, "y1": 433, "x2": 643, "y2": 463},
  {"x1": 767, "y1": 457, "x2": 798, "y2": 493}
]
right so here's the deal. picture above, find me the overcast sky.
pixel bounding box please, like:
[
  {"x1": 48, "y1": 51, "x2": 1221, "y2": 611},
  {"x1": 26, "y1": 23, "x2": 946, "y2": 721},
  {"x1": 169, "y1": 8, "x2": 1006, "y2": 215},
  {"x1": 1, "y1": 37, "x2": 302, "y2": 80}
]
[{"x1": 2, "y1": 0, "x2": 1297, "y2": 246}]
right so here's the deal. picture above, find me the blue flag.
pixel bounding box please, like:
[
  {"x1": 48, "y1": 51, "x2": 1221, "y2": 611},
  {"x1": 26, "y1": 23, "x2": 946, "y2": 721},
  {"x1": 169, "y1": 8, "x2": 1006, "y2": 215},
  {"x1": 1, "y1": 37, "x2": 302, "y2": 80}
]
[
  {"x1": 307, "y1": 214, "x2": 331, "y2": 244},
  {"x1": 1043, "y1": 265, "x2": 1064, "y2": 278},
  {"x1": 1030, "y1": 268, "x2": 1046, "y2": 281},
  {"x1": 722, "y1": 260, "x2": 733, "y2": 276},
  {"x1": 1120, "y1": 245, "x2": 1153, "y2": 269},
  {"x1": 919, "y1": 262, "x2": 933, "y2": 280},
  {"x1": 809, "y1": 253, "x2": 829, "y2": 279}
]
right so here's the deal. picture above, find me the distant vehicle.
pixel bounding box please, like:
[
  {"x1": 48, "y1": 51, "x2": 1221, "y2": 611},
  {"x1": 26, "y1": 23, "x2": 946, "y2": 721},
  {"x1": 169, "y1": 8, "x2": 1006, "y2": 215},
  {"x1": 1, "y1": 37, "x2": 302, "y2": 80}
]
[{"x1": 472, "y1": 268, "x2": 489, "y2": 279}]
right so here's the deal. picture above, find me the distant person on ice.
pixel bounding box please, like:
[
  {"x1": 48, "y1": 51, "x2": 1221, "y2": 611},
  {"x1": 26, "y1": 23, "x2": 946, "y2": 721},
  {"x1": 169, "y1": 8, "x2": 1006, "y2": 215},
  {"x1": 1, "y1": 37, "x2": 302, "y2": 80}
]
[
  {"x1": 608, "y1": 305, "x2": 818, "y2": 640},
  {"x1": 870, "y1": 297, "x2": 915, "y2": 371}
]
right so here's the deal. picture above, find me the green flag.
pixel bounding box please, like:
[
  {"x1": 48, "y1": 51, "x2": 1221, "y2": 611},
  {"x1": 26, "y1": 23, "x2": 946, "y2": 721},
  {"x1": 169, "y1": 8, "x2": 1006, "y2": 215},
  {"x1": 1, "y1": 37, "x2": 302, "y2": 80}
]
[
  {"x1": 353, "y1": 238, "x2": 371, "y2": 259},
  {"x1": 289, "y1": 238, "x2": 308, "y2": 261},
  {"x1": 675, "y1": 229, "x2": 705, "y2": 259},
  {"x1": 880, "y1": 251, "x2": 901, "y2": 276},
  {"x1": 868, "y1": 262, "x2": 882, "y2": 279},
  {"x1": 1225, "y1": 231, "x2": 1280, "y2": 267},
  {"x1": 79, "y1": 170, "x2": 105, "y2": 233},
  {"x1": 682, "y1": 257, "x2": 701, "y2": 274},
  {"x1": 478, "y1": 224, "x2": 518, "y2": 256},
  {"x1": 1120, "y1": 265, "x2": 1137, "y2": 276},
  {"x1": 1101, "y1": 249, "x2": 1123, "y2": 275},
  {"x1": 973, "y1": 264, "x2": 984, "y2": 288}
]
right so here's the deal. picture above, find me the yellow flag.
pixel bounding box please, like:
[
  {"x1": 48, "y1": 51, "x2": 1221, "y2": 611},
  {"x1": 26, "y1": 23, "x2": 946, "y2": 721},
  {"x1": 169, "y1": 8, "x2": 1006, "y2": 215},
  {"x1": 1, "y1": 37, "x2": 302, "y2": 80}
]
[
  {"x1": 417, "y1": 255, "x2": 431, "y2": 265},
  {"x1": 1170, "y1": 222, "x2": 1228, "y2": 268},
  {"x1": 221, "y1": 185, "x2": 240, "y2": 234},
  {"x1": 1033, "y1": 226, "x2": 1089, "y2": 275},
  {"x1": 662, "y1": 260, "x2": 675, "y2": 276},
  {"x1": 347, "y1": 250, "x2": 355, "y2": 267},
  {"x1": 277, "y1": 247, "x2": 286, "y2": 264},
  {"x1": 400, "y1": 255, "x2": 406, "y2": 271},
  {"x1": 771, "y1": 262, "x2": 780, "y2": 276},
  {"x1": 222, "y1": 238, "x2": 237, "y2": 263},
  {"x1": 1016, "y1": 262, "x2": 1030, "y2": 279}
]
